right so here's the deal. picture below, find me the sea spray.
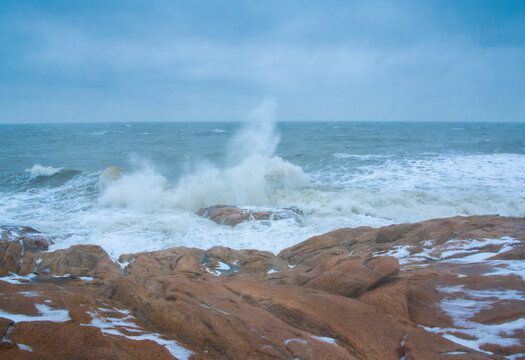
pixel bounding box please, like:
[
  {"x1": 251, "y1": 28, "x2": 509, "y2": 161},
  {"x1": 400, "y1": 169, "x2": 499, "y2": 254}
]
[
  {"x1": 226, "y1": 98, "x2": 280, "y2": 164},
  {"x1": 98, "y1": 166, "x2": 122, "y2": 191},
  {"x1": 173, "y1": 99, "x2": 308, "y2": 208},
  {"x1": 172, "y1": 155, "x2": 309, "y2": 209},
  {"x1": 98, "y1": 99, "x2": 310, "y2": 210},
  {"x1": 98, "y1": 166, "x2": 175, "y2": 211},
  {"x1": 2, "y1": 121, "x2": 524, "y2": 258}
]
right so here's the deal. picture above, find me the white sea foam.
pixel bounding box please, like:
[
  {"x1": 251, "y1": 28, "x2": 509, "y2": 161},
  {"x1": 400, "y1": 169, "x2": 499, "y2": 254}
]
[
  {"x1": 378, "y1": 237, "x2": 521, "y2": 267},
  {"x1": 4, "y1": 153, "x2": 525, "y2": 260},
  {"x1": 327, "y1": 154, "x2": 525, "y2": 194},
  {"x1": 18, "y1": 344, "x2": 33, "y2": 352},
  {"x1": 310, "y1": 336, "x2": 338, "y2": 345},
  {"x1": 284, "y1": 338, "x2": 307, "y2": 345},
  {"x1": 0, "y1": 273, "x2": 37, "y2": 284},
  {"x1": 421, "y1": 286, "x2": 525, "y2": 355},
  {"x1": 0, "y1": 304, "x2": 70, "y2": 323},
  {"x1": 332, "y1": 153, "x2": 387, "y2": 159},
  {"x1": 173, "y1": 155, "x2": 310, "y2": 209},
  {"x1": 89, "y1": 131, "x2": 109, "y2": 135},
  {"x1": 84, "y1": 310, "x2": 193, "y2": 359},
  {"x1": 98, "y1": 155, "x2": 309, "y2": 211},
  {"x1": 2, "y1": 112, "x2": 525, "y2": 261},
  {"x1": 99, "y1": 99, "x2": 309, "y2": 211},
  {"x1": 97, "y1": 153, "x2": 525, "y2": 225},
  {"x1": 26, "y1": 164, "x2": 64, "y2": 178}
]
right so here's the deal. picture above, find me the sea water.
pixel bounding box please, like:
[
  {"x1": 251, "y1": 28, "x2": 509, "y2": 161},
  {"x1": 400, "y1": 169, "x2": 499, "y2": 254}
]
[{"x1": 1, "y1": 117, "x2": 524, "y2": 259}]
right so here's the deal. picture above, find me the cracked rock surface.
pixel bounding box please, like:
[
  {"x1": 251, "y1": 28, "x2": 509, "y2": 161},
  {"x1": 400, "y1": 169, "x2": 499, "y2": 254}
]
[{"x1": 1, "y1": 215, "x2": 524, "y2": 359}]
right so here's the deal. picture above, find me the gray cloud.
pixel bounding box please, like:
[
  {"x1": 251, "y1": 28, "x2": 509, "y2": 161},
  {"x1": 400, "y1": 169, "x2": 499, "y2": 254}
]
[{"x1": 1, "y1": 0, "x2": 524, "y2": 123}]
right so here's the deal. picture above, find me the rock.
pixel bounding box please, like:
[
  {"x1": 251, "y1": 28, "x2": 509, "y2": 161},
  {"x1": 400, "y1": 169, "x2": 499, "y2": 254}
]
[
  {"x1": 278, "y1": 254, "x2": 399, "y2": 298},
  {"x1": 0, "y1": 226, "x2": 52, "y2": 276},
  {"x1": 487, "y1": 245, "x2": 525, "y2": 260},
  {"x1": 2, "y1": 321, "x2": 176, "y2": 360},
  {"x1": 196, "y1": 205, "x2": 302, "y2": 227},
  {"x1": 278, "y1": 227, "x2": 366, "y2": 266},
  {"x1": 1, "y1": 215, "x2": 524, "y2": 359},
  {"x1": 1, "y1": 225, "x2": 50, "y2": 253},
  {"x1": 278, "y1": 214, "x2": 525, "y2": 265},
  {"x1": 98, "y1": 166, "x2": 122, "y2": 190},
  {"x1": 358, "y1": 278, "x2": 410, "y2": 319}
]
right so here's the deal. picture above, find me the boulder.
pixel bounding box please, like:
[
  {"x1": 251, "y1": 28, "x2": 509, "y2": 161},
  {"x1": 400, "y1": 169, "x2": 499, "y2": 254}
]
[
  {"x1": 0, "y1": 226, "x2": 51, "y2": 276},
  {"x1": 195, "y1": 205, "x2": 302, "y2": 226}
]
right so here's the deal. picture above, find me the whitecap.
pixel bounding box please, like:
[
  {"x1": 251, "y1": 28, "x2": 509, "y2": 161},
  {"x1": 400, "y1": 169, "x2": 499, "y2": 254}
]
[
  {"x1": 332, "y1": 153, "x2": 388, "y2": 159},
  {"x1": 25, "y1": 164, "x2": 64, "y2": 178}
]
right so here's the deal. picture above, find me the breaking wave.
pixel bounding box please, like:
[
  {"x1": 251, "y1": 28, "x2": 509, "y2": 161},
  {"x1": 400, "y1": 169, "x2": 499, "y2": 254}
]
[
  {"x1": 26, "y1": 164, "x2": 64, "y2": 178},
  {"x1": 1, "y1": 110, "x2": 524, "y2": 258},
  {"x1": 98, "y1": 99, "x2": 310, "y2": 210},
  {"x1": 1, "y1": 164, "x2": 84, "y2": 189},
  {"x1": 98, "y1": 155, "x2": 309, "y2": 211}
]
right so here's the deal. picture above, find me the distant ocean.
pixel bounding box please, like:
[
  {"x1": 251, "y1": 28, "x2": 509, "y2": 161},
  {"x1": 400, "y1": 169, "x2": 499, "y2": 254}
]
[{"x1": 1, "y1": 121, "x2": 524, "y2": 259}]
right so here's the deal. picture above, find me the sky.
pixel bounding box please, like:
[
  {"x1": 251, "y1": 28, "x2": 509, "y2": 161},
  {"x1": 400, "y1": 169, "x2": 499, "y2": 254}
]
[{"x1": 0, "y1": 0, "x2": 524, "y2": 123}]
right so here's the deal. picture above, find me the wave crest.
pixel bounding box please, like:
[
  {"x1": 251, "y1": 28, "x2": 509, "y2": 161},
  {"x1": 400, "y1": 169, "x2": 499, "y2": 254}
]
[
  {"x1": 26, "y1": 164, "x2": 64, "y2": 178},
  {"x1": 98, "y1": 155, "x2": 310, "y2": 211}
]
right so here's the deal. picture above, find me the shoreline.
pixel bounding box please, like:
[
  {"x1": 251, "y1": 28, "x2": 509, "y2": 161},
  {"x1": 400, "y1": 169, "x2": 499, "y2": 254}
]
[{"x1": 1, "y1": 214, "x2": 524, "y2": 359}]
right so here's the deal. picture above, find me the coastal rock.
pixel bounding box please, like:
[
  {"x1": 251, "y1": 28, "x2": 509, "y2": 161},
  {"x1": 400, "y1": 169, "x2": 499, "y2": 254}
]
[
  {"x1": 0, "y1": 226, "x2": 51, "y2": 276},
  {"x1": 278, "y1": 214, "x2": 525, "y2": 264},
  {"x1": 195, "y1": 205, "x2": 302, "y2": 226},
  {"x1": 98, "y1": 166, "x2": 122, "y2": 190},
  {"x1": 277, "y1": 254, "x2": 399, "y2": 297},
  {"x1": 1, "y1": 226, "x2": 50, "y2": 253},
  {"x1": 0, "y1": 215, "x2": 524, "y2": 359}
]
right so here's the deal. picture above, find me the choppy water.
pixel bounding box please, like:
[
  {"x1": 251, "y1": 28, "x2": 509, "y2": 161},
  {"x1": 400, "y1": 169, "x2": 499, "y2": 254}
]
[{"x1": 1, "y1": 118, "x2": 524, "y2": 259}]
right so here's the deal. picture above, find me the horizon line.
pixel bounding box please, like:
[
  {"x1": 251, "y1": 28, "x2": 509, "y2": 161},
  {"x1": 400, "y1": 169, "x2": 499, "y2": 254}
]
[{"x1": 1, "y1": 120, "x2": 524, "y2": 125}]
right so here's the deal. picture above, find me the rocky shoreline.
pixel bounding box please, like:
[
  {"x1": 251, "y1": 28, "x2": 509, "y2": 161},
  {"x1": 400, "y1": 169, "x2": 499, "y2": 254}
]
[{"x1": 0, "y1": 215, "x2": 524, "y2": 359}]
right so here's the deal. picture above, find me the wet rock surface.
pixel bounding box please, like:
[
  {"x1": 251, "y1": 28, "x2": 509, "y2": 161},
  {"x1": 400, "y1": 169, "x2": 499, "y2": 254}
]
[
  {"x1": 195, "y1": 205, "x2": 302, "y2": 226},
  {"x1": 0, "y1": 226, "x2": 52, "y2": 277},
  {"x1": 0, "y1": 214, "x2": 524, "y2": 359}
]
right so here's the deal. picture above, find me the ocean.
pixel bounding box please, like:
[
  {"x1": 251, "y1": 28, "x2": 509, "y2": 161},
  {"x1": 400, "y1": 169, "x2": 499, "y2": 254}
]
[{"x1": 1, "y1": 120, "x2": 524, "y2": 260}]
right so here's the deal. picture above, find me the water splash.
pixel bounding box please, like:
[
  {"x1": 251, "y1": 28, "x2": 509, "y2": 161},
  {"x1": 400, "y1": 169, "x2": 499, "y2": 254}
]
[{"x1": 98, "y1": 99, "x2": 309, "y2": 210}]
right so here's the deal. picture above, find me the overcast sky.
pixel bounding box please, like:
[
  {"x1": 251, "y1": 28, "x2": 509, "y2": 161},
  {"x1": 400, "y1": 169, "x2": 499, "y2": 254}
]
[{"x1": 1, "y1": 0, "x2": 524, "y2": 123}]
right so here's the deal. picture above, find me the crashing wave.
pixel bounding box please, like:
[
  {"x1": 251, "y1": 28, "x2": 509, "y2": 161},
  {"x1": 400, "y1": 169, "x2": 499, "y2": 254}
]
[
  {"x1": 98, "y1": 155, "x2": 309, "y2": 211},
  {"x1": 26, "y1": 164, "x2": 64, "y2": 178}
]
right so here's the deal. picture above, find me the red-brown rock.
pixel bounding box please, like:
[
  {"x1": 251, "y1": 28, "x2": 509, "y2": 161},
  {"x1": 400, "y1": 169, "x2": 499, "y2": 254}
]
[
  {"x1": 0, "y1": 215, "x2": 524, "y2": 359},
  {"x1": 196, "y1": 205, "x2": 301, "y2": 227}
]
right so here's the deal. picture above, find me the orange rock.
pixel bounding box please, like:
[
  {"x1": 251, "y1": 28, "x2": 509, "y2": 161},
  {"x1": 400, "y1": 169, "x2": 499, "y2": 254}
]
[
  {"x1": 196, "y1": 205, "x2": 301, "y2": 227},
  {"x1": 1, "y1": 215, "x2": 524, "y2": 359}
]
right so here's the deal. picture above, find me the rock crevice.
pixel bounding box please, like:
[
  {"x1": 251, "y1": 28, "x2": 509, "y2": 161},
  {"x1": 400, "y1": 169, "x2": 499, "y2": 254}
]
[{"x1": 0, "y1": 215, "x2": 524, "y2": 359}]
